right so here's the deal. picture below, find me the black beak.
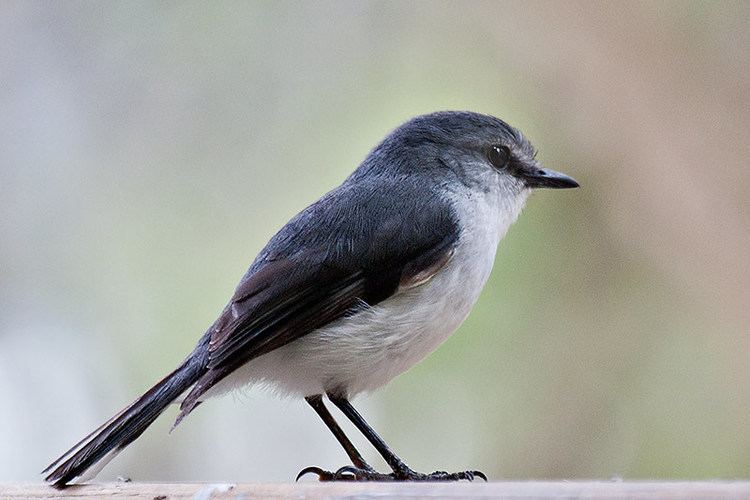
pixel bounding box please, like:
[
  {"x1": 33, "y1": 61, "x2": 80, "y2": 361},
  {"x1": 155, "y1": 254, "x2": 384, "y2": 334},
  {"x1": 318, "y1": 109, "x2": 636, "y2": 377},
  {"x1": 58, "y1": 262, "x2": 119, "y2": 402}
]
[{"x1": 523, "y1": 168, "x2": 579, "y2": 189}]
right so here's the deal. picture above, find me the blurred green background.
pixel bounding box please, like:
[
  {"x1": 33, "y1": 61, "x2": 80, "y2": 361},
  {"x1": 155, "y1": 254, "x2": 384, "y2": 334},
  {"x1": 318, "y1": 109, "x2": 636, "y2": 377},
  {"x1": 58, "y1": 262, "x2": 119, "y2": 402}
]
[{"x1": 1, "y1": 0, "x2": 749, "y2": 483}]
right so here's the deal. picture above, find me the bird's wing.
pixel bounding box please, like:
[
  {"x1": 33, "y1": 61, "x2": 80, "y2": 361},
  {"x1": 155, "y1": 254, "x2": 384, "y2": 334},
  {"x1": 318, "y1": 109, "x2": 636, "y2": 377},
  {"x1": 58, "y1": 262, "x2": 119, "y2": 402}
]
[{"x1": 175, "y1": 182, "x2": 459, "y2": 423}]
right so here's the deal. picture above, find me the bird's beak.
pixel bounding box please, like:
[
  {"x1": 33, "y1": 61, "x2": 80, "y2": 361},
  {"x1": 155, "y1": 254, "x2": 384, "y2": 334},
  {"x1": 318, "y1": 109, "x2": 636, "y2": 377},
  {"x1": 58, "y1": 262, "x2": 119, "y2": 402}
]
[{"x1": 523, "y1": 168, "x2": 579, "y2": 189}]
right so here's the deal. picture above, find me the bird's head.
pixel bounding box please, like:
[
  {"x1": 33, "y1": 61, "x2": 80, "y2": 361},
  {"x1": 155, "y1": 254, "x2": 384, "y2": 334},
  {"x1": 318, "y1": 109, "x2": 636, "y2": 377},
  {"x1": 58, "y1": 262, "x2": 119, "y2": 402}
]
[{"x1": 360, "y1": 111, "x2": 579, "y2": 197}]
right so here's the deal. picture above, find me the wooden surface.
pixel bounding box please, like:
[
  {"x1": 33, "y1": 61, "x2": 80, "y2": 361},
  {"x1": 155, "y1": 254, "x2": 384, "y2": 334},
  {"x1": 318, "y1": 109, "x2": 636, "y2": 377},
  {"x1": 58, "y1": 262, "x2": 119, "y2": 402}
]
[{"x1": 1, "y1": 482, "x2": 749, "y2": 499}]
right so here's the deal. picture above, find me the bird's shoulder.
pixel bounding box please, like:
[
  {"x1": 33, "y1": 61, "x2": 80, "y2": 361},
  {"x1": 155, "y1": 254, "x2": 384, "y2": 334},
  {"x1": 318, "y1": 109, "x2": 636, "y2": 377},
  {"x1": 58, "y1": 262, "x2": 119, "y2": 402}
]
[{"x1": 248, "y1": 177, "x2": 458, "y2": 280}]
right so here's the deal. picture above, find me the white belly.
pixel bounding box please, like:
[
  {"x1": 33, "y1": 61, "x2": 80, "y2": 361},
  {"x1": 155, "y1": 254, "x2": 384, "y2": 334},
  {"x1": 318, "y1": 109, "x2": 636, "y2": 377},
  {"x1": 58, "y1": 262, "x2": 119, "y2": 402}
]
[{"x1": 210, "y1": 189, "x2": 528, "y2": 399}]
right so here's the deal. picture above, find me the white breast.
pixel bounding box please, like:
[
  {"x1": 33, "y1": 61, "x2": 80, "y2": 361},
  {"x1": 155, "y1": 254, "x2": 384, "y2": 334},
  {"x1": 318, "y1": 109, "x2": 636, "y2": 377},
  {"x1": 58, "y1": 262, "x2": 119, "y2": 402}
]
[{"x1": 209, "y1": 187, "x2": 529, "y2": 399}]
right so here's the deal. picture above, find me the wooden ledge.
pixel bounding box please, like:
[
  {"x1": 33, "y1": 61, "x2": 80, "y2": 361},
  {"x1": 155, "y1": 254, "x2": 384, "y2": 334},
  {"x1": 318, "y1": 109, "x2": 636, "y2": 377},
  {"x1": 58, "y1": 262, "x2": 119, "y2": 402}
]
[{"x1": 2, "y1": 481, "x2": 749, "y2": 499}]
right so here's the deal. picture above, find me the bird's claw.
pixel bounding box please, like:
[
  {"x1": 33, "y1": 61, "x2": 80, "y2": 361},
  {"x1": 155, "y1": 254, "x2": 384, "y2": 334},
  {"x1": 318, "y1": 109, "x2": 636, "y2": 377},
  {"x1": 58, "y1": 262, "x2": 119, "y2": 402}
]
[
  {"x1": 295, "y1": 465, "x2": 378, "y2": 482},
  {"x1": 297, "y1": 464, "x2": 487, "y2": 482},
  {"x1": 474, "y1": 470, "x2": 488, "y2": 481},
  {"x1": 296, "y1": 466, "x2": 336, "y2": 481},
  {"x1": 422, "y1": 469, "x2": 487, "y2": 481},
  {"x1": 331, "y1": 465, "x2": 364, "y2": 480},
  {"x1": 297, "y1": 464, "x2": 394, "y2": 481},
  {"x1": 391, "y1": 468, "x2": 487, "y2": 481}
]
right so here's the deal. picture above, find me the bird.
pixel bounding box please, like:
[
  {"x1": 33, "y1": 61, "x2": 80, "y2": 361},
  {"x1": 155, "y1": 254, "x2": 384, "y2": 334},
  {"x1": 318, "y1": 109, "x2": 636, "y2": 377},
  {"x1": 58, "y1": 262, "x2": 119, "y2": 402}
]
[{"x1": 43, "y1": 110, "x2": 578, "y2": 487}]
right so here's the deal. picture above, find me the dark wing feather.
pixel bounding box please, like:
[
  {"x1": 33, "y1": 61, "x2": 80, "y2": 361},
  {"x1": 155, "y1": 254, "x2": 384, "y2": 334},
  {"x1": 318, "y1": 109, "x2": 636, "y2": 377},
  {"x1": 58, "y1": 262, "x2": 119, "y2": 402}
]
[
  {"x1": 208, "y1": 265, "x2": 366, "y2": 369},
  {"x1": 175, "y1": 181, "x2": 459, "y2": 424}
]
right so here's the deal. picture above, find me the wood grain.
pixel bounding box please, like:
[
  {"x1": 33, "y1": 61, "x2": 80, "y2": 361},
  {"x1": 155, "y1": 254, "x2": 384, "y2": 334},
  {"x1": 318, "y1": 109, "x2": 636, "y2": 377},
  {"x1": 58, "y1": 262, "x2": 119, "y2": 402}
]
[{"x1": 2, "y1": 482, "x2": 749, "y2": 499}]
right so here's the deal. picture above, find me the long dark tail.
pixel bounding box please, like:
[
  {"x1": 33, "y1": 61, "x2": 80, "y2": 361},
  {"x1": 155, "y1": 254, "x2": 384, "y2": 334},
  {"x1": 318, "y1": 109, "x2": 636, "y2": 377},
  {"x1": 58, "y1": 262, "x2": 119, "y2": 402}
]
[{"x1": 43, "y1": 344, "x2": 208, "y2": 488}]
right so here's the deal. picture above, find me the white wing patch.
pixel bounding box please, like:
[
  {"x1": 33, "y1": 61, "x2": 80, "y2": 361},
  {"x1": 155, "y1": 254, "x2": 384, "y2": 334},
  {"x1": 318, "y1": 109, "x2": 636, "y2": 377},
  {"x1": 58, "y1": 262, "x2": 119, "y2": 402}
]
[{"x1": 398, "y1": 247, "x2": 456, "y2": 290}]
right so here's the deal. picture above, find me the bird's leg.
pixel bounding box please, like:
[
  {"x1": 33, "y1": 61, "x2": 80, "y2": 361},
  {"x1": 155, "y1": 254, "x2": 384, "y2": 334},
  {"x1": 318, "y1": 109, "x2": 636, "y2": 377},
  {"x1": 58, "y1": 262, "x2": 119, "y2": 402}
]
[
  {"x1": 327, "y1": 393, "x2": 486, "y2": 482},
  {"x1": 297, "y1": 395, "x2": 391, "y2": 481}
]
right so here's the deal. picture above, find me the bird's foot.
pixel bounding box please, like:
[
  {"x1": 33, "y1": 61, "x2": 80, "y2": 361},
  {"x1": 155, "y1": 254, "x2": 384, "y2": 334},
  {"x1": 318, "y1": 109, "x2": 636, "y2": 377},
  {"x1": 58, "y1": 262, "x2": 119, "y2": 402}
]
[
  {"x1": 297, "y1": 465, "x2": 392, "y2": 481},
  {"x1": 296, "y1": 464, "x2": 487, "y2": 482},
  {"x1": 390, "y1": 464, "x2": 487, "y2": 482}
]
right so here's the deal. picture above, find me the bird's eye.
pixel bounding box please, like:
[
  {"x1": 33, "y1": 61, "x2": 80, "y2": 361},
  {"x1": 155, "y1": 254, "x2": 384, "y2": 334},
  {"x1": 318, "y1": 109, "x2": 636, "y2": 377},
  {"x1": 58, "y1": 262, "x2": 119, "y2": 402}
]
[{"x1": 488, "y1": 145, "x2": 511, "y2": 170}]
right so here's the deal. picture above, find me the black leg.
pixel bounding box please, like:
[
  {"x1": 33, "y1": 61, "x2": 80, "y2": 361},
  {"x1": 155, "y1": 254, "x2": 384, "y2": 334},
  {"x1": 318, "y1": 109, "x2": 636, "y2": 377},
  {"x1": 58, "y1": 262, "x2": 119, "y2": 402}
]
[
  {"x1": 304, "y1": 395, "x2": 369, "y2": 469},
  {"x1": 326, "y1": 393, "x2": 408, "y2": 473},
  {"x1": 297, "y1": 395, "x2": 390, "y2": 481},
  {"x1": 327, "y1": 392, "x2": 487, "y2": 482}
]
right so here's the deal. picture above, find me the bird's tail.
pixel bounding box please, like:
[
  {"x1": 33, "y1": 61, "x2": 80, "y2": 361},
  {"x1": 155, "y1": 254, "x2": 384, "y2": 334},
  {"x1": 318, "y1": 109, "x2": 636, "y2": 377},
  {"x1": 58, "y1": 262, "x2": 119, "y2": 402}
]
[{"x1": 43, "y1": 347, "x2": 207, "y2": 488}]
